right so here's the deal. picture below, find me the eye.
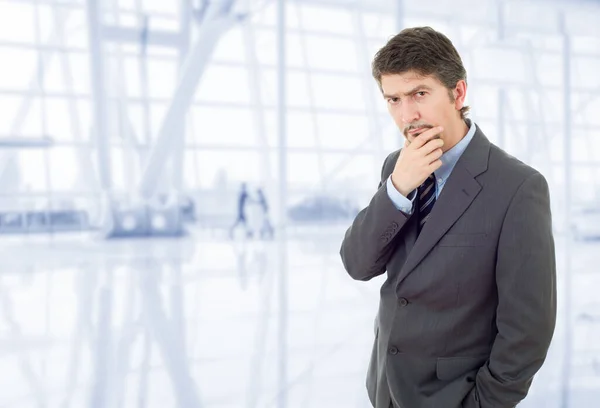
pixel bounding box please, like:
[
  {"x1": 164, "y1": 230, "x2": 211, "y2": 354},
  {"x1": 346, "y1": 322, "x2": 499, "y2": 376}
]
[
  {"x1": 415, "y1": 91, "x2": 427, "y2": 98},
  {"x1": 387, "y1": 97, "x2": 400, "y2": 105}
]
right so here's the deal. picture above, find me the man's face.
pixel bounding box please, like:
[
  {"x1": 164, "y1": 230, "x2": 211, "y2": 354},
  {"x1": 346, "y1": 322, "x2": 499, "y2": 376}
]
[{"x1": 381, "y1": 71, "x2": 461, "y2": 144}]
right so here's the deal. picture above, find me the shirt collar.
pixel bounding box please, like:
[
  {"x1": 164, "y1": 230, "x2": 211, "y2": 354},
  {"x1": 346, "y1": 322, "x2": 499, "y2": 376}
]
[{"x1": 436, "y1": 119, "x2": 476, "y2": 182}]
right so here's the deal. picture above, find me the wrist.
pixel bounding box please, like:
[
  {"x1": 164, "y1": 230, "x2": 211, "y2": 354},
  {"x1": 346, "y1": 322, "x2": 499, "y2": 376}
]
[{"x1": 391, "y1": 174, "x2": 412, "y2": 198}]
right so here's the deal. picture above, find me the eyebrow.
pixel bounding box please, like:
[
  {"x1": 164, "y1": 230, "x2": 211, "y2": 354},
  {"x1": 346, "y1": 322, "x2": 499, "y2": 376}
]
[{"x1": 383, "y1": 85, "x2": 433, "y2": 99}]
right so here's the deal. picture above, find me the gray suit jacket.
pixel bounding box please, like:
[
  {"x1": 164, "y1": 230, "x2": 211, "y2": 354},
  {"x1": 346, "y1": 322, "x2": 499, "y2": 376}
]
[{"x1": 340, "y1": 125, "x2": 556, "y2": 408}]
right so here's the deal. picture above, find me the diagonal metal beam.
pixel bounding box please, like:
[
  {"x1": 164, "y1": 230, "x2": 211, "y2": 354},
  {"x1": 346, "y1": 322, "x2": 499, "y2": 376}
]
[{"x1": 138, "y1": 10, "x2": 241, "y2": 199}]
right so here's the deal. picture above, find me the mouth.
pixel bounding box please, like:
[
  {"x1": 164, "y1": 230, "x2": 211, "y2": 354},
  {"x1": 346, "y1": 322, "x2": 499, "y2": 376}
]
[
  {"x1": 408, "y1": 127, "x2": 426, "y2": 136},
  {"x1": 405, "y1": 125, "x2": 433, "y2": 137}
]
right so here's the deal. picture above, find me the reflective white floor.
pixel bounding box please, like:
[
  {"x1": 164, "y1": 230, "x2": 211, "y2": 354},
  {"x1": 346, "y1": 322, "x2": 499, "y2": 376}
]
[{"x1": 0, "y1": 227, "x2": 598, "y2": 407}]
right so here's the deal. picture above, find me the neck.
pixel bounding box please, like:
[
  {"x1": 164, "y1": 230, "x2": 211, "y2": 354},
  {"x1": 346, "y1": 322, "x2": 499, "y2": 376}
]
[{"x1": 441, "y1": 119, "x2": 469, "y2": 153}]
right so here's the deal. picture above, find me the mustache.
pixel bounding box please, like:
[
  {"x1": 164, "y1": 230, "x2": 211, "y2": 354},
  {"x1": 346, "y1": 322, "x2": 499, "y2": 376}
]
[{"x1": 403, "y1": 123, "x2": 434, "y2": 136}]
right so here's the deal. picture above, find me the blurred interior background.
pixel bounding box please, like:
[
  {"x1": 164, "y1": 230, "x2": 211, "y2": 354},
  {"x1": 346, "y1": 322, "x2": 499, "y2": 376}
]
[{"x1": 0, "y1": 0, "x2": 599, "y2": 406}]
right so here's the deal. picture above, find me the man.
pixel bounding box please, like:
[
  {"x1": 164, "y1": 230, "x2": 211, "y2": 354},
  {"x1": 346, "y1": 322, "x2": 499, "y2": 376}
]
[
  {"x1": 229, "y1": 182, "x2": 252, "y2": 239},
  {"x1": 339, "y1": 27, "x2": 556, "y2": 408}
]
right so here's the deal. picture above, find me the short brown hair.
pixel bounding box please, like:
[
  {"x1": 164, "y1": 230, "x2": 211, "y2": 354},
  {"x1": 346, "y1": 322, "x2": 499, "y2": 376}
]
[{"x1": 372, "y1": 26, "x2": 470, "y2": 119}]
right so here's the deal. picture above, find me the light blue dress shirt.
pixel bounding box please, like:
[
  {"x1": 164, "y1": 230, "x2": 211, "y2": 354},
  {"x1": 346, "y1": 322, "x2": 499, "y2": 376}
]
[{"x1": 386, "y1": 119, "x2": 477, "y2": 215}]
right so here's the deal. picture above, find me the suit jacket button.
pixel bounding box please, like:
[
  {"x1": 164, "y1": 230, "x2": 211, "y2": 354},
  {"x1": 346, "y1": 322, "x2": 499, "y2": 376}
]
[
  {"x1": 398, "y1": 297, "x2": 408, "y2": 307},
  {"x1": 389, "y1": 346, "x2": 398, "y2": 355}
]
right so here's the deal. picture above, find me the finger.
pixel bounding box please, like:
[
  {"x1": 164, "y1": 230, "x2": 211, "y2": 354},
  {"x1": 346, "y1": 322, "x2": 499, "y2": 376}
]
[
  {"x1": 424, "y1": 148, "x2": 443, "y2": 164},
  {"x1": 412, "y1": 126, "x2": 444, "y2": 148},
  {"x1": 427, "y1": 159, "x2": 443, "y2": 172},
  {"x1": 421, "y1": 138, "x2": 444, "y2": 155}
]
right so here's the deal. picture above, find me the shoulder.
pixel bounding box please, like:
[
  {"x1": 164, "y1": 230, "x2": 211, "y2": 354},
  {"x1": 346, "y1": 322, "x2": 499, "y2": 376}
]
[{"x1": 488, "y1": 143, "x2": 549, "y2": 194}]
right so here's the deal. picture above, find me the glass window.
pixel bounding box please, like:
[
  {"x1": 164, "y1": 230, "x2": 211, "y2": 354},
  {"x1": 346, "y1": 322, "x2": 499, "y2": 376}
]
[
  {"x1": 315, "y1": 112, "x2": 370, "y2": 149},
  {"x1": 259, "y1": 68, "x2": 312, "y2": 108},
  {"x1": 298, "y1": 4, "x2": 354, "y2": 35},
  {"x1": 195, "y1": 64, "x2": 252, "y2": 104},
  {"x1": 572, "y1": 56, "x2": 600, "y2": 89},
  {"x1": 212, "y1": 27, "x2": 246, "y2": 64},
  {"x1": 189, "y1": 106, "x2": 257, "y2": 147},
  {"x1": 16, "y1": 150, "x2": 48, "y2": 192},
  {"x1": 253, "y1": 30, "x2": 305, "y2": 68},
  {"x1": 197, "y1": 149, "x2": 262, "y2": 187},
  {"x1": 310, "y1": 73, "x2": 364, "y2": 110},
  {"x1": 48, "y1": 146, "x2": 82, "y2": 191},
  {"x1": 0, "y1": 47, "x2": 37, "y2": 90},
  {"x1": 361, "y1": 13, "x2": 395, "y2": 39},
  {"x1": 145, "y1": 57, "x2": 178, "y2": 99},
  {"x1": 141, "y1": 0, "x2": 178, "y2": 16},
  {"x1": 304, "y1": 35, "x2": 359, "y2": 72},
  {"x1": 0, "y1": 2, "x2": 35, "y2": 43}
]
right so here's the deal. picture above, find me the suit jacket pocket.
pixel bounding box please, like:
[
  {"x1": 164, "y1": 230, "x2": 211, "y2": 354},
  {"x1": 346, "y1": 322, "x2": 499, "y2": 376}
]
[
  {"x1": 436, "y1": 355, "x2": 487, "y2": 381},
  {"x1": 437, "y1": 233, "x2": 488, "y2": 247}
]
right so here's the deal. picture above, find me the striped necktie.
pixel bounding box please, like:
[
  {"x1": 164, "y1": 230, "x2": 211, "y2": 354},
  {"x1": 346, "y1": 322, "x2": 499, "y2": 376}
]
[{"x1": 418, "y1": 174, "x2": 437, "y2": 234}]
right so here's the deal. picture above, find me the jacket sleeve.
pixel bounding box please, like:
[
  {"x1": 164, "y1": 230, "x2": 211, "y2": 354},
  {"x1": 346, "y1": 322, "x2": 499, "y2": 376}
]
[
  {"x1": 339, "y1": 152, "x2": 416, "y2": 281},
  {"x1": 386, "y1": 175, "x2": 417, "y2": 214},
  {"x1": 470, "y1": 172, "x2": 557, "y2": 407}
]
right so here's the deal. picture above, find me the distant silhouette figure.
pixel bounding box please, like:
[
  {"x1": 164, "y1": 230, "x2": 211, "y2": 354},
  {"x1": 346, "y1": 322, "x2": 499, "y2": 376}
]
[
  {"x1": 230, "y1": 183, "x2": 253, "y2": 239},
  {"x1": 256, "y1": 187, "x2": 274, "y2": 239}
]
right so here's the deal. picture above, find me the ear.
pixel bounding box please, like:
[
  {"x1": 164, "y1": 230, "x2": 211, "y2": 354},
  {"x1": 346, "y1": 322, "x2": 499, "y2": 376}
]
[{"x1": 453, "y1": 80, "x2": 467, "y2": 111}]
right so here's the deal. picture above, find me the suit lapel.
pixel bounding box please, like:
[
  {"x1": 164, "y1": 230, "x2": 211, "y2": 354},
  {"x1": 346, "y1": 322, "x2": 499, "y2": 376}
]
[{"x1": 395, "y1": 126, "x2": 491, "y2": 287}]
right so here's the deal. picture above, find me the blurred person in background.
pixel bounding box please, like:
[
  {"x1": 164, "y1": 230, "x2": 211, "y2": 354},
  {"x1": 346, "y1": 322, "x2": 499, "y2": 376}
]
[
  {"x1": 256, "y1": 187, "x2": 274, "y2": 240},
  {"x1": 229, "y1": 182, "x2": 253, "y2": 239},
  {"x1": 339, "y1": 27, "x2": 556, "y2": 408}
]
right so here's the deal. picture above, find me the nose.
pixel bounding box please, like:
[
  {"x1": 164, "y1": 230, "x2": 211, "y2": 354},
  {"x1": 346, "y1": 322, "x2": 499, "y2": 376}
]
[{"x1": 400, "y1": 99, "x2": 420, "y2": 126}]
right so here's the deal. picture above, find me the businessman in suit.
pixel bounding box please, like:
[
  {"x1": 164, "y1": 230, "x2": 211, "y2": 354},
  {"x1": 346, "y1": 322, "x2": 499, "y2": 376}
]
[{"x1": 339, "y1": 27, "x2": 556, "y2": 408}]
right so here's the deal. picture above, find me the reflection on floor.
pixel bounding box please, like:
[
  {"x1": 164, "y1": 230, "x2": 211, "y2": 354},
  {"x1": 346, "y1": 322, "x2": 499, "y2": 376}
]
[{"x1": 0, "y1": 227, "x2": 598, "y2": 407}]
